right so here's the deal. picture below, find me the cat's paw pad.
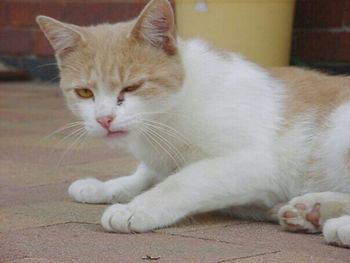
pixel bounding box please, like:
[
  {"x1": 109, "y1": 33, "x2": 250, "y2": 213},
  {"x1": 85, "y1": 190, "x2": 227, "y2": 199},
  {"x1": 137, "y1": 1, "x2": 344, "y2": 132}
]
[
  {"x1": 68, "y1": 178, "x2": 109, "y2": 204},
  {"x1": 101, "y1": 204, "x2": 156, "y2": 233},
  {"x1": 323, "y1": 216, "x2": 350, "y2": 248},
  {"x1": 278, "y1": 200, "x2": 321, "y2": 233}
]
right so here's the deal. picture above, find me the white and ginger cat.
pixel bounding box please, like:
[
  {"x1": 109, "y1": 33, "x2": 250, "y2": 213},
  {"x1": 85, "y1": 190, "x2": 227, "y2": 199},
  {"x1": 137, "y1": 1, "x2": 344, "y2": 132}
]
[{"x1": 37, "y1": 0, "x2": 350, "y2": 247}]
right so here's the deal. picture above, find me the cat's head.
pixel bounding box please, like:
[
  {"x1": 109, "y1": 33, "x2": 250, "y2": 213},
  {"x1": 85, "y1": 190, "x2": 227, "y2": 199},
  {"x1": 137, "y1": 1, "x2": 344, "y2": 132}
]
[{"x1": 36, "y1": 0, "x2": 184, "y2": 141}]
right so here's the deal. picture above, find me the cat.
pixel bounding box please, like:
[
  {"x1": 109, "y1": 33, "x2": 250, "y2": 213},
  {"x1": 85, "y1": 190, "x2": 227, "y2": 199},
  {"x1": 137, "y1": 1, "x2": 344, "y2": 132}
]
[{"x1": 37, "y1": 0, "x2": 350, "y2": 247}]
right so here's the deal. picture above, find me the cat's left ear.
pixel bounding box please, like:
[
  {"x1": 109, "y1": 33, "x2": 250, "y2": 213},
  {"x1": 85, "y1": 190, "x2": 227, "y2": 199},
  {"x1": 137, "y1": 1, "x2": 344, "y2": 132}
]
[
  {"x1": 130, "y1": 0, "x2": 177, "y2": 55},
  {"x1": 36, "y1": 16, "x2": 86, "y2": 59}
]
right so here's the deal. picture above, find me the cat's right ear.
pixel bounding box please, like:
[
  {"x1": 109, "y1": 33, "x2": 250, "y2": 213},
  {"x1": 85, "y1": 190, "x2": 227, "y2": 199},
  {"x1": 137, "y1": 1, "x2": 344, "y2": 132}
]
[
  {"x1": 36, "y1": 16, "x2": 85, "y2": 59},
  {"x1": 130, "y1": 0, "x2": 177, "y2": 55}
]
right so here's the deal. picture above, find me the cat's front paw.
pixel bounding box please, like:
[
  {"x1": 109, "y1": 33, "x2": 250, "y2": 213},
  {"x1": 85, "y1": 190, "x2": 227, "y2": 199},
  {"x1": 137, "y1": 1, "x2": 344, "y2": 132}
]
[
  {"x1": 101, "y1": 204, "x2": 158, "y2": 233},
  {"x1": 68, "y1": 178, "x2": 110, "y2": 204}
]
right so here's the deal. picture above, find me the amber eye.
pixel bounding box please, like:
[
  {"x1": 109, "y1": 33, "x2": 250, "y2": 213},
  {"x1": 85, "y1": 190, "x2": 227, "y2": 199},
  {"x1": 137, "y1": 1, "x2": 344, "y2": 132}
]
[{"x1": 74, "y1": 88, "x2": 94, "y2": 99}]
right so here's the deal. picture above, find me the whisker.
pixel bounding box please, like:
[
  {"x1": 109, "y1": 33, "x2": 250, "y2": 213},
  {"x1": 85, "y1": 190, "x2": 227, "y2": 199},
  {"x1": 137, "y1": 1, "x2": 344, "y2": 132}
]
[
  {"x1": 142, "y1": 121, "x2": 191, "y2": 147},
  {"x1": 55, "y1": 129, "x2": 87, "y2": 168},
  {"x1": 141, "y1": 126, "x2": 180, "y2": 170},
  {"x1": 38, "y1": 75, "x2": 61, "y2": 87},
  {"x1": 77, "y1": 131, "x2": 89, "y2": 149},
  {"x1": 142, "y1": 125, "x2": 185, "y2": 169},
  {"x1": 60, "y1": 64, "x2": 83, "y2": 72},
  {"x1": 34, "y1": 63, "x2": 58, "y2": 70},
  {"x1": 141, "y1": 118, "x2": 192, "y2": 146},
  {"x1": 73, "y1": 130, "x2": 88, "y2": 150},
  {"x1": 136, "y1": 111, "x2": 166, "y2": 116},
  {"x1": 146, "y1": 125, "x2": 187, "y2": 165},
  {"x1": 48, "y1": 126, "x2": 86, "y2": 159},
  {"x1": 44, "y1": 121, "x2": 84, "y2": 140},
  {"x1": 38, "y1": 123, "x2": 84, "y2": 165},
  {"x1": 138, "y1": 127, "x2": 162, "y2": 157}
]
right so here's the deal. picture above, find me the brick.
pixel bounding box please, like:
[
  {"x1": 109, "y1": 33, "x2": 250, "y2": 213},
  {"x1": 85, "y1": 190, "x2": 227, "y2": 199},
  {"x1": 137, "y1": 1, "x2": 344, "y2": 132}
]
[
  {"x1": 0, "y1": 29, "x2": 33, "y2": 55},
  {"x1": 0, "y1": 2, "x2": 8, "y2": 26},
  {"x1": 63, "y1": 2, "x2": 148, "y2": 25},
  {"x1": 345, "y1": 0, "x2": 350, "y2": 26},
  {"x1": 33, "y1": 30, "x2": 54, "y2": 57},
  {"x1": 335, "y1": 32, "x2": 350, "y2": 61},
  {"x1": 8, "y1": 1, "x2": 64, "y2": 27},
  {"x1": 294, "y1": 0, "x2": 344, "y2": 28},
  {"x1": 292, "y1": 31, "x2": 339, "y2": 62}
]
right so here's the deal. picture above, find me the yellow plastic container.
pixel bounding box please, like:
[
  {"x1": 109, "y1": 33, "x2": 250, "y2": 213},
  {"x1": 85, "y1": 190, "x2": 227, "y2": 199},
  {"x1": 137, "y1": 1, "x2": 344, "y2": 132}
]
[{"x1": 175, "y1": 0, "x2": 295, "y2": 66}]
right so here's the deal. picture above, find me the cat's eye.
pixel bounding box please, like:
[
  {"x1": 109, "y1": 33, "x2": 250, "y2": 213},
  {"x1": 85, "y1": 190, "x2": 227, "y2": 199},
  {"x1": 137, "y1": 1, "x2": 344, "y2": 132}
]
[
  {"x1": 117, "y1": 82, "x2": 144, "y2": 106},
  {"x1": 122, "y1": 83, "x2": 142, "y2": 93},
  {"x1": 74, "y1": 88, "x2": 94, "y2": 99}
]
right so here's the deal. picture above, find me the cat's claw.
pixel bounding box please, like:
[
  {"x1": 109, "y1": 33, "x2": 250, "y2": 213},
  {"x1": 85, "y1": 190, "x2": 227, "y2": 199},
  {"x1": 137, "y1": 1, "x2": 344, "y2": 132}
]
[
  {"x1": 101, "y1": 204, "x2": 133, "y2": 232},
  {"x1": 101, "y1": 203, "x2": 157, "y2": 233},
  {"x1": 278, "y1": 195, "x2": 322, "y2": 233},
  {"x1": 68, "y1": 178, "x2": 110, "y2": 204}
]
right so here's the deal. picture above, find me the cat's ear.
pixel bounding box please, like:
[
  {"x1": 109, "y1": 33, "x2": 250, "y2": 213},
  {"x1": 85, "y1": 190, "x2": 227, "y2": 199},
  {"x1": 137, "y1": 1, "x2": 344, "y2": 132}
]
[
  {"x1": 130, "y1": 0, "x2": 177, "y2": 55},
  {"x1": 36, "y1": 16, "x2": 85, "y2": 58}
]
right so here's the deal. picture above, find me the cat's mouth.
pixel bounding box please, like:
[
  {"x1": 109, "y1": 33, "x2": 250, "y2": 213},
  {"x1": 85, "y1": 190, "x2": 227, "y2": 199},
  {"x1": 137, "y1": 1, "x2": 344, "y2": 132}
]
[{"x1": 106, "y1": 130, "x2": 128, "y2": 138}]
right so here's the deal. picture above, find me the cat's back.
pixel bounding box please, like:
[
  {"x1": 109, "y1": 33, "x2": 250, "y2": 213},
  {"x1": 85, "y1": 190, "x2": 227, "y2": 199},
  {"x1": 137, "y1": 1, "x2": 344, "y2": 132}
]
[{"x1": 270, "y1": 67, "x2": 350, "y2": 125}]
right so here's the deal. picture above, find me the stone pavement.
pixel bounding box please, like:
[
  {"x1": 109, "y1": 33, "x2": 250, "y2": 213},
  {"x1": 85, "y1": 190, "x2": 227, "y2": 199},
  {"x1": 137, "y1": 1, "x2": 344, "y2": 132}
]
[{"x1": 1, "y1": 82, "x2": 349, "y2": 263}]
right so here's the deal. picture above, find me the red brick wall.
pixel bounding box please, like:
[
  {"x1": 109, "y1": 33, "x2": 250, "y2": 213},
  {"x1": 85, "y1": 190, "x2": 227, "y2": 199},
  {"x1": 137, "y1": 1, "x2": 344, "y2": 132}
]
[
  {"x1": 292, "y1": 0, "x2": 350, "y2": 64},
  {"x1": 0, "y1": 0, "x2": 169, "y2": 58}
]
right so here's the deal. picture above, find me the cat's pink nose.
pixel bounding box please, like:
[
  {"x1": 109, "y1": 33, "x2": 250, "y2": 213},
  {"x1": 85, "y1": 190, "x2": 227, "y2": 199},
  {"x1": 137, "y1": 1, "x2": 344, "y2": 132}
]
[{"x1": 96, "y1": 115, "x2": 114, "y2": 129}]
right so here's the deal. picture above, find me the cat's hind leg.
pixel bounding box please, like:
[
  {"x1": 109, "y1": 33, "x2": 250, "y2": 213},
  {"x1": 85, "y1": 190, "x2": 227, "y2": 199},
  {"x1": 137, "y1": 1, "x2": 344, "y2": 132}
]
[
  {"x1": 277, "y1": 192, "x2": 350, "y2": 247},
  {"x1": 68, "y1": 163, "x2": 159, "y2": 204}
]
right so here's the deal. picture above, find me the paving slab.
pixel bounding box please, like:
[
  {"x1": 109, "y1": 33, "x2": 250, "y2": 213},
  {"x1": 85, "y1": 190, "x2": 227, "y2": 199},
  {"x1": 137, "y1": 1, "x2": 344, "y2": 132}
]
[
  {"x1": 165, "y1": 222, "x2": 350, "y2": 262},
  {"x1": 0, "y1": 183, "x2": 68, "y2": 207},
  {"x1": 0, "y1": 160, "x2": 94, "y2": 187},
  {"x1": 5, "y1": 258, "x2": 60, "y2": 263},
  {"x1": 0, "y1": 157, "x2": 135, "y2": 187},
  {"x1": 157, "y1": 212, "x2": 245, "y2": 235},
  {"x1": 0, "y1": 201, "x2": 107, "y2": 233},
  {"x1": 233, "y1": 251, "x2": 342, "y2": 263},
  {"x1": 0, "y1": 223, "x2": 278, "y2": 263},
  {"x1": 0, "y1": 145, "x2": 118, "y2": 166}
]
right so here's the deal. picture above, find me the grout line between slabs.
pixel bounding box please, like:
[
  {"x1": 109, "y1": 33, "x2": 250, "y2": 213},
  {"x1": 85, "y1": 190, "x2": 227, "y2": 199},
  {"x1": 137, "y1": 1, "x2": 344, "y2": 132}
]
[
  {"x1": 214, "y1": 250, "x2": 281, "y2": 263},
  {"x1": 0, "y1": 221, "x2": 100, "y2": 234}
]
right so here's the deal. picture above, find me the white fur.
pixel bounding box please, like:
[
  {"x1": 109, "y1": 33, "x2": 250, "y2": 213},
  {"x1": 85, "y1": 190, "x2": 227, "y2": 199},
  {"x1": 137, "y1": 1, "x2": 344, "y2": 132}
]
[
  {"x1": 324, "y1": 216, "x2": 350, "y2": 247},
  {"x1": 67, "y1": 39, "x2": 350, "y2": 244}
]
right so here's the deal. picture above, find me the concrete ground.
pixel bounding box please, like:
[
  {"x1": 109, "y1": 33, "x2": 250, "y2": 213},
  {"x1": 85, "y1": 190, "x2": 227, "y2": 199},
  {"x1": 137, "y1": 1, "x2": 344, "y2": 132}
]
[{"x1": 1, "y1": 82, "x2": 349, "y2": 263}]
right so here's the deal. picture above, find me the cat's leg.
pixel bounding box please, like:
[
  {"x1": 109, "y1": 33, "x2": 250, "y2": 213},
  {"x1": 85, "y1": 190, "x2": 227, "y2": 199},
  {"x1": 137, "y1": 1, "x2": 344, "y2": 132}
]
[
  {"x1": 100, "y1": 150, "x2": 283, "y2": 233},
  {"x1": 278, "y1": 192, "x2": 350, "y2": 232},
  {"x1": 68, "y1": 163, "x2": 159, "y2": 204}
]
